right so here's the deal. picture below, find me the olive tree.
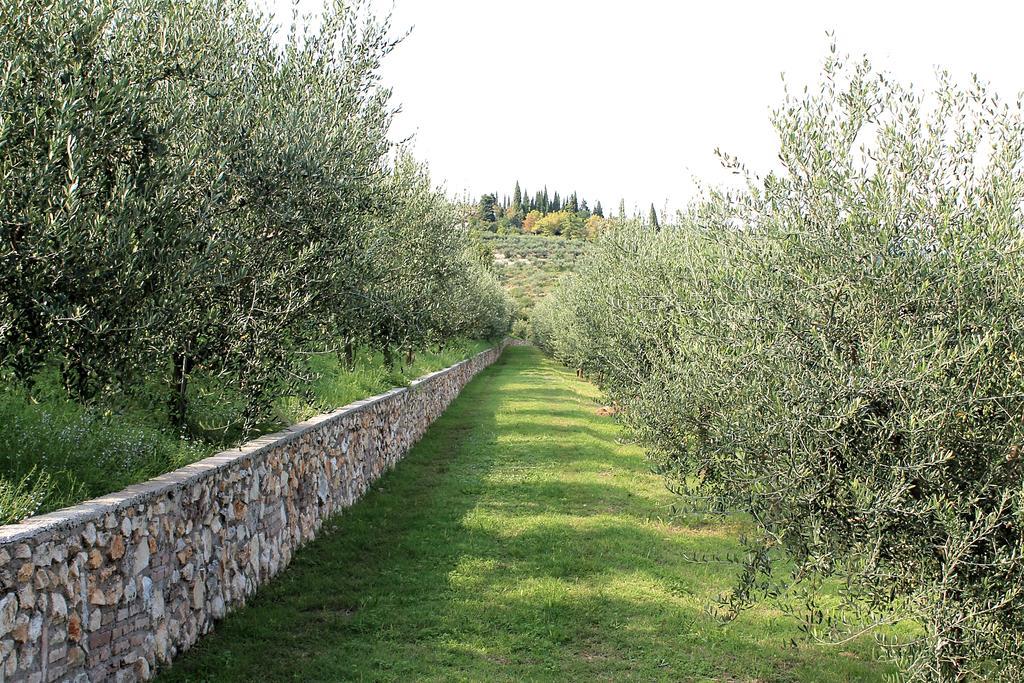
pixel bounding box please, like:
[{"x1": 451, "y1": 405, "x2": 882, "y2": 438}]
[
  {"x1": 0, "y1": 0, "x2": 171, "y2": 396},
  {"x1": 1, "y1": 0, "x2": 512, "y2": 438},
  {"x1": 534, "y1": 51, "x2": 1024, "y2": 681}
]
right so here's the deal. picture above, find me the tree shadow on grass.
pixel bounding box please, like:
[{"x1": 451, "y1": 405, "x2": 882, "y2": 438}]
[
  {"x1": 475, "y1": 478, "x2": 670, "y2": 518},
  {"x1": 159, "y1": 346, "x2": 890, "y2": 683}
]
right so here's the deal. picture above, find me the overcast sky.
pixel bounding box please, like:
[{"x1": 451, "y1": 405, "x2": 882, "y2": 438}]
[{"x1": 267, "y1": 0, "x2": 1024, "y2": 215}]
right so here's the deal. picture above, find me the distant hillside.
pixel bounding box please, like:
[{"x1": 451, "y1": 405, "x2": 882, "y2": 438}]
[{"x1": 482, "y1": 234, "x2": 588, "y2": 317}]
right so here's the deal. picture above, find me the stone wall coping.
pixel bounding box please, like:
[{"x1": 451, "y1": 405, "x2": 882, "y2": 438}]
[{"x1": 0, "y1": 346, "x2": 496, "y2": 546}]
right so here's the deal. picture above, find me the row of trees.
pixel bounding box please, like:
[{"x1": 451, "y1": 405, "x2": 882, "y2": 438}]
[
  {"x1": 471, "y1": 184, "x2": 663, "y2": 240},
  {"x1": 0, "y1": 0, "x2": 513, "y2": 435},
  {"x1": 472, "y1": 183, "x2": 663, "y2": 237},
  {"x1": 480, "y1": 183, "x2": 604, "y2": 224},
  {"x1": 532, "y1": 53, "x2": 1023, "y2": 681}
]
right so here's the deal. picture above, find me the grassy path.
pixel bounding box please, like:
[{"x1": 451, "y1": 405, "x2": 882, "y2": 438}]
[{"x1": 161, "y1": 346, "x2": 888, "y2": 682}]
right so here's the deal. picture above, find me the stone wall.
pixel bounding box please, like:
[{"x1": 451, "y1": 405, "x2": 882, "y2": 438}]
[{"x1": 0, "y1": 342, "x2": 508, "y2": 682}]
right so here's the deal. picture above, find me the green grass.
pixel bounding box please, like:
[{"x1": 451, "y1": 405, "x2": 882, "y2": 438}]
[
  {"x1": 0, "y1": 339, "x2": 491, "y2": 524},
  {"x1": 160, "y1": 346, "x2": 890, "y2": 682},
  {"x1": 279, "y1": 340, "x2": 493, "y2": 424}
]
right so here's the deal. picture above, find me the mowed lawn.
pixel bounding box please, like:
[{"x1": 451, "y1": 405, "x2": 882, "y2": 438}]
[{"x1": 160, "y1": 346, "x2": 889, "y2": 682}]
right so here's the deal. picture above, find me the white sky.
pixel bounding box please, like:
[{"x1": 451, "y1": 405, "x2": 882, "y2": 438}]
[{"x1": 268, "y1": 0, "x2": 1024, "y2": 216}]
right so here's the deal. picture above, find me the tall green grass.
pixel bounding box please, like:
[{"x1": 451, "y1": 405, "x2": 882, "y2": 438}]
[{"x1": 0, "y1": 339, "x2": 491, "y2": 524}]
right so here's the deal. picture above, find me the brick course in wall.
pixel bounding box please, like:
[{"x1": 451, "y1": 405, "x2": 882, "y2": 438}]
[{"x1": 0, "y1": 341, "x2": 509, "y2": 682}]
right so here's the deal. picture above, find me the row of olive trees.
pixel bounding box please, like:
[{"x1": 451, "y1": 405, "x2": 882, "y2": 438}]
[
  {"x1": 532, "y1": 52, "x2": 1024, "y2": 681},
  {"x1": 0, "y1": 0, "x2": 512, "y2": 434}
]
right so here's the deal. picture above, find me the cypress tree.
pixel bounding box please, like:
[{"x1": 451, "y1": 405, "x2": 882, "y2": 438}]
[
  {"x1": 648, "y1": 204, "x2": 660, "y2": 231},
  {"x1": 541, "y1": 187, "x2": 550, "y2": 213},
  {"x1": 618, "y1": 198, "x2": 627, "y2": 219},
  {"x1": 552, "y1": 191, "x2": 561, "y2": 212},
  {"x1": 594, "y1": 201, "x2": 604, "y2": 218},
  {"x1": 568, "y1": 192, "x2": 578, "y2": 213},
  {"x1": 512, "y1": 181, "x2": 523, "y2": 216},
  {"x1": 478, "y1": 194, "x2": 497, "y2": 222}
]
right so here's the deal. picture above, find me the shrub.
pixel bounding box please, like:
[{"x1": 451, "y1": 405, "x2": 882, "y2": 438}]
[{"x1": 0, "y1": 469, "x2": 57, "y2": 526}]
